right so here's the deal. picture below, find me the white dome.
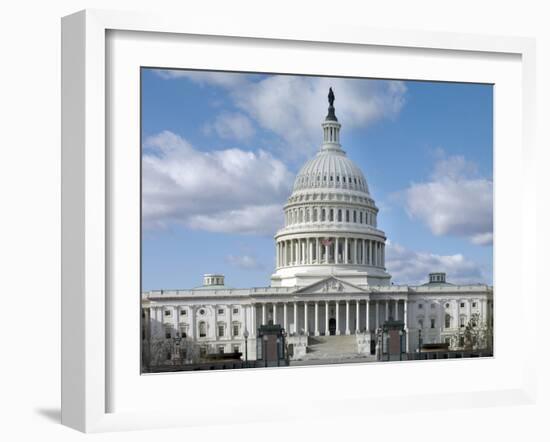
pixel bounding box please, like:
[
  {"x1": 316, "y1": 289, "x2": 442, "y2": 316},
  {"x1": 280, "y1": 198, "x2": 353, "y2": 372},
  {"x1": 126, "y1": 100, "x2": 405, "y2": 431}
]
[{"x1": 292, "y1": 149, "x2": 370, "y2": 195}]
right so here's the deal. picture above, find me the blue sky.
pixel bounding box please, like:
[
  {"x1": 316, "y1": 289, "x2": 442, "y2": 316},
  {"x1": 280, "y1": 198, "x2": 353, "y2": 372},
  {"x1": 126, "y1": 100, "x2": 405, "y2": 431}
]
[{"x1": 141, "y1": 69, "x2": 493, "y2": 290}]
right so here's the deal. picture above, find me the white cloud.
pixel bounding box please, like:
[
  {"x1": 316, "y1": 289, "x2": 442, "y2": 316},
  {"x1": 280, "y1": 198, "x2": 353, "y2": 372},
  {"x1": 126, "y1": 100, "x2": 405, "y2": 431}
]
[
  {"x1": 385, "y1": 241, "x2": 487, "y2": 285},
  {"x1": 156, "y1": 70, "x2": 407, "y2": 159},
  {"x1": 225, "y1": 254, "x2": 263, "y2": 270},
  {"x1": 142, "y1": 131, "x2": 292, "y2": 234},
  {"x1": 203, "y1": 112, "x2": 255, "y2": 142},
  {"x1": 404, "y1": 153, "x2": 493, "y2": 245},
  {"x1": 153, "y1": 69, "x2": 250, "y2": 88}
]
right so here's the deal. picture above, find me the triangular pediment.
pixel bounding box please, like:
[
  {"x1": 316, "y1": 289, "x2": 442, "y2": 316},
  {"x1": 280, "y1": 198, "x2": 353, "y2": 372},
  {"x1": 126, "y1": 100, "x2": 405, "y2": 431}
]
[{"x1": 294, "y1": 277, "x2": 367, "y2": 294}]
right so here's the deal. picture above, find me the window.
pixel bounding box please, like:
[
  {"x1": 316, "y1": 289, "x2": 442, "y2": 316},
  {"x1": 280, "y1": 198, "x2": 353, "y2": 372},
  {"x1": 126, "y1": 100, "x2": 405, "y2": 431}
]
[
  {"x1": 445, "y1": 303, "x2": 450, "y2": 308},
  {"x1": 418, "y1": 319, "x2": 424, "y2": 328},
  {"x1": 418, "y1": 304, "x2": 423, "y2": 309},
  {"x1": 218, "y1": 346, "x2": 225, "y2": 354},
  {"x1": 199, "y1": 321, "x2": 207, "y2": 337},
  {"x1": 329, "y1": 209, "x2": 334, "y2": 221},
  {"x1": 200, "y1": 346, "x2": 207, "y2": 357},
  {"x1": 233, "y1": 324, "x2": 239, "y2": 336},
  {"x1": 459, "y1": 336, "x2": 465, "y2": 347},
  {"x1": 199, "y1": 308, "x2": 205, "y2": 315},
  {"x1": 338, "y1": 210, "x2": 342, "y2": 222},
  {"x1": 180, "y1": 309, "x2": 187, "y2": 316},
  {"x1": 431, "y1": 303, "x2": 435, "y2": 309},
  {"x1": 430, "y1": 318, "x2": 435, "y2": 329},
  {"x1": 460, "y1": 302, "x2": 465, "y2": 308},
  {"x1": 165, "y1": 330, "x2": 172, "y2": 339},
  {"x1": 472, "y1": 302, "x2": 477, "y2": 308},
  {"x1": 233, "y1": 345, "x2": 240, "y2": 353},
  {"x1": 166, "y1": 352, "x2": 171, "y2": 360},
  {"x1": 360, "y1": 212, "x2": 363, "y2": 223},
  {"x1": 460, "y1": 317, "x2": 465, "y2": 328},
  {"x1": 353, "y1": 211, "x2": 357, "y2": 223},
  {"x1": 346, "y1": 210, "x2": 350, "y2": 222},
  {"x1": 233, "y1": 308, "x2": 239, "y2": 314},
  {"x1": 164, "y1": 310, "x2": 171, "y2": 317},
  {"x1": 218, "y1": 325, "x2": 225, "y2": 337},
  {"x1": 445, "y1": 314, "x2": 451, "y2": 328},
  {"x1": 218, "y1": 308, "x2": 224, "y2": 315}
]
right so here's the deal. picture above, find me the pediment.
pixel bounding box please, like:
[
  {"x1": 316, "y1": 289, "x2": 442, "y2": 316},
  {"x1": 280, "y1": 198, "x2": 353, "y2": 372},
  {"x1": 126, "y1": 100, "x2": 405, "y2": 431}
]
[{"x1": 295, "y1": 277, "x2": 366, "y2": 294}]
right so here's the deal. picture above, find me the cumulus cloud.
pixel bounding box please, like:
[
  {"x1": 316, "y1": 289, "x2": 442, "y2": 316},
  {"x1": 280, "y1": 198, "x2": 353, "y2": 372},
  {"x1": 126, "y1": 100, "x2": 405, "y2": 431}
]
[
  {"x1": 156, "y1": 70, "x2": 407, "y2": 159},
  {"x1": 404, "y1": 153, "x2": 493, "y2": 245},
  {"x1": 385, "y1": 241, "x2": 487, "y2": 285},
  {"x1": 142, "y1": 130, "x2": 292, "y2": 234},
  {"x1": 203, "y1": 112, "x2": 255, "y2": 142},
  {"x1": 225, "y1": 254, "x2": 263, "y2": 270}
]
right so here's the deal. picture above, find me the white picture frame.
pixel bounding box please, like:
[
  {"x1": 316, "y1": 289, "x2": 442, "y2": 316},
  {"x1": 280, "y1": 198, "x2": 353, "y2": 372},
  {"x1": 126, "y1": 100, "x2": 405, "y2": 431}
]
[{"x1": 61, "y1": 9, "x2": 538, "y2": 433}]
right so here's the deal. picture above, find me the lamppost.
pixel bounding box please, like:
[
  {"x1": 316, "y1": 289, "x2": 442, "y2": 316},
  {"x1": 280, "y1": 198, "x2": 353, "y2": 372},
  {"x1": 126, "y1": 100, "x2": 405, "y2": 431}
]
[
  {"x1": 276, "y1": 336, "x2": 281, "y2": 367},
  {"x1": 399, "y1": 329, "x2": 404, "y2": 361},
  {"x1": 243, "y1": 329, "x2": 249, "y2": 368}
]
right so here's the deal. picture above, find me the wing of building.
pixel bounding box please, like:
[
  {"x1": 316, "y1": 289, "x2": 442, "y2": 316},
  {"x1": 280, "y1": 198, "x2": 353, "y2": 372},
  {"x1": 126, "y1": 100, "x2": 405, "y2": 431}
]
[{"x1": 142, "y1": 90, "x2": 493, "y2": 369}]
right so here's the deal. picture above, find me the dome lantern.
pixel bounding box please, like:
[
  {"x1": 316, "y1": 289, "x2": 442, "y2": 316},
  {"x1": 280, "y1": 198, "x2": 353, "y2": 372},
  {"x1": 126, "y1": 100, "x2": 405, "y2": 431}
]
[{"x1": 321, "y1": 87, "x2": 343, "y2": 152}]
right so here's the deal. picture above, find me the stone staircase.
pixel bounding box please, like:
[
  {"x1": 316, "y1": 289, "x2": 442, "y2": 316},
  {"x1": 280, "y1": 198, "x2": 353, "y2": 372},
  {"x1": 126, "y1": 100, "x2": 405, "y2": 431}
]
[{"x1": 296, "y1": 335, "x2": 376, "y2": 364}]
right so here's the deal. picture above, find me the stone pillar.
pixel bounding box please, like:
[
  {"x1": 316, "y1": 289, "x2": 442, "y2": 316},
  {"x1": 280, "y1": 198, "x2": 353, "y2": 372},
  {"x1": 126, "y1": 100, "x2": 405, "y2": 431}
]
[
  {"x1": 297, "y1": 239, "x2": 302, "y2": 264},
  {"x1": 214, "y1": 304, "x2": 218, "y2": 339},
  {"x1": 344, "y1": 237, "x2": 349, "y2": 264},
  {"x1": 314, "y1": 302, "x2": 319, "y2": 336},
  {"x1": 294, "y1": 302, "x2": 298, "y2": 335},
  {"x1": 251, "y1": 304, "x2": 256, "y2": 337},
  {"x1": 345, "y1": 300, "x2": 350, "y2": 335},
  {"x1": 273, "y1": 302, "x2": 277, "y2": 325},
  {"x1": 369, "y1": 240, "x2": 373, "y2": 266},
  {"x1": 262, "y1": 303, "x2": 266, "y2": 325},
  {"x1": 362, "y1": 239, "x2": 366, "y2": 265},
  {"x1": 382, "y1": 243, "x2": 385, "y2": 268},
  {"x1": 395, "y1": 299, "x2": 399, "y2": 320},
  {"x1": 404, "y1": 300, "x2": 409, "y2": 352},
  {"x1": 366, "y1": 300, "x2": 370, "y2": 332},
  {"x1": 385, "y1": 300, "x2": 389, "y2": 321},
  {"x1": 190, "y1": 306, "x2": 196, "y2": 339},
  {"x1": 325, "y1": 301, "x2": 329, "y2": 335},
  {"x1": 283, "y1": 302, "x2": 288, "y2": 332},
  {"x1": 309, "y1": 239, "x2": 313, "y2": 265},
  {"x1": 336, "y1": 302, "x2": 340, "y2": 335},
  {"x1": 228, "y1": 304, "x2": 233, "y2": 340},
  {"x1": 356, "y1": 300, "x2": 360, "y2": 333},
  {"x1": 316, "y1": 237, "x2": 320, "y2": 264},
  {"x1": 375, "y1": 301, "x2": 379, "y2": 328},
  {"x1": 335, "y1": 237, "x2": 339, "y2": 264},
  {"x1": 304, "y1": 302, "x2": 309, "y2": 335}
]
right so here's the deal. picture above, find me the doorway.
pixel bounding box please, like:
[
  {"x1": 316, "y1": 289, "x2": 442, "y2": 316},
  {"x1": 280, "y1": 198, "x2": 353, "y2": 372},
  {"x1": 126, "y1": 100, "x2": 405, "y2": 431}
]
[{"x1": 329, "y1": 318, "x2": 336, "y2": 336}]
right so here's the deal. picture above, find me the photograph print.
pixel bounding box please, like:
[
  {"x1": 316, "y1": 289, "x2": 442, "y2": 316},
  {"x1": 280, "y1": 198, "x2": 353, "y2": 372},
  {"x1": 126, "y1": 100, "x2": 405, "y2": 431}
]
[{"x1": 140, "y1": 69, "x2": 493, "y2": 373}]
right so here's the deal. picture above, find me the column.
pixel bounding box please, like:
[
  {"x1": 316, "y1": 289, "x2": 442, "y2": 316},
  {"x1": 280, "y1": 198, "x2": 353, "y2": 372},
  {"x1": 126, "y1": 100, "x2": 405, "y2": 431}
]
[
  {"x1": 385, "y1": 300, "x2": 389, "y2": 321},
  {"x1": 228, "y1": 304, "x2": 233, "y2": 340},
  {"x1": 262, "y1": 303, "x2": 266, "y2": 325},
  {"x1": 297, "y1": 239, "x2": 301, "y2": 264},
  {"x1": 314, "y1": 302, "x2": 319, "y2": 336},
  {"x1": 375, "y1": 301, "x2": 379, "y2": 328},
  {"x1": 345, "y1": 300, "x2": 350, "y2": 335},
  {"x1": 283, "y1": 302, "x2": 288, "y2": 332},
  {"x1": 190, "y1": 306, "x2": 196, "y2": 339},
  {"x1": 251, "y1": 304, "x2": 256, "y2": 337},
  {"x1": 344, "y1": 237, "x2": 349, "y2": 263},
  {"x1": 365, "y1": 300, "x2": 370, "y2": 332},
  {"x1": 335, "y1": 237, "x2": 339, "y2": 264},
  {"x1": 309, "y1": 239, "x2": 313, "y2": 265},
  {"x1": 356, "y1": 300, "x2": 360, "y2": 333},
  {"x1": 369, "y1": 240, "x2": 373, "y2": 265},
  {"x1": 382, "y1": 243, "x2": 385, "y2": 268},
  {"x1": 336, "y1": 302, "x2": 340, "y2": 335},
  {"x1": 304, "y1": 302, "x2": 309, "y2": 335},
  {"x1": 316, "y1": 237, "x2": 320, "y2": 264},
  {"x1": 325, "y1": 301, "x2": 329, "y2": 335},
  {"x1": 395, "y1": 299, "x2": 399, "y2": 320},
  {"x1": 214, "y1": 304, "x2": 218, "y2": 339},
  {"x1": 404, "y1": 300, "x2": 409, "y2": 352},
  {"x1": 294, "y1": 302, "x2": 298, "y2": 334},
  {"x1": 273, "y1": 302, "x2": 277, "y2": 325},
  {"x1": 362, "y1": 240, "x2": 366, "y2": 265}
]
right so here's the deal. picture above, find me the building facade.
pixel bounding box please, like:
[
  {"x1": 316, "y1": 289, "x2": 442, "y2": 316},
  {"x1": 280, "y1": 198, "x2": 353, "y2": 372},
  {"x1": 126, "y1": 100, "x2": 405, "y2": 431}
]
[{"x1": 141, "y1": 90, "x2": 493, "y2": 368}]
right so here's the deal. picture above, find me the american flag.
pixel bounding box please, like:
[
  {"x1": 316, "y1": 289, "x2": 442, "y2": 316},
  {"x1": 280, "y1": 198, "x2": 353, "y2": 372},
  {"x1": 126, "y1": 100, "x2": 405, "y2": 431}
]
[{"x1": 321, "y1": 238, "x2": 333, "y2": 247}]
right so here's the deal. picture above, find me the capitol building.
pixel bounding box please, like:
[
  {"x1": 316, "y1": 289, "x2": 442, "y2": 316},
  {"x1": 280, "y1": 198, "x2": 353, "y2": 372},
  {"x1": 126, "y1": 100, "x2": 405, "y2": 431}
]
[{"x1": 141, "y1": 90, "x2": 493, "y2": 369}]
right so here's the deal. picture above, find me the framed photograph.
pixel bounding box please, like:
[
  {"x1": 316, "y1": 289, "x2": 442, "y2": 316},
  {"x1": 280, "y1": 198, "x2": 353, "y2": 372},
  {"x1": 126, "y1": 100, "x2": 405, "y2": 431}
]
[{"x1": 61, "y1": 9, "x2": 537, "y2": 433}]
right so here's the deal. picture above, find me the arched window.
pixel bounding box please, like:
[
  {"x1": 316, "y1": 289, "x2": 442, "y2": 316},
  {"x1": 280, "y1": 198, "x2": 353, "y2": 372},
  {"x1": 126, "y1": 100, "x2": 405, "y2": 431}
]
[{"x1": 199, "y1": 321, "x2": 207, "y2": 338}]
